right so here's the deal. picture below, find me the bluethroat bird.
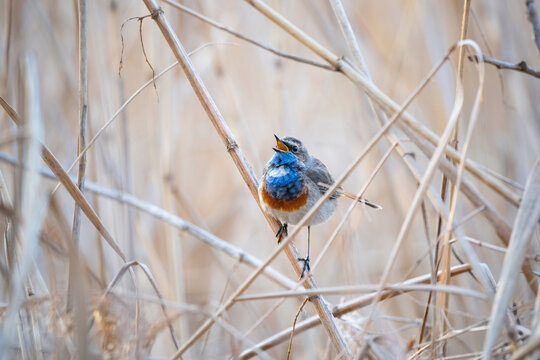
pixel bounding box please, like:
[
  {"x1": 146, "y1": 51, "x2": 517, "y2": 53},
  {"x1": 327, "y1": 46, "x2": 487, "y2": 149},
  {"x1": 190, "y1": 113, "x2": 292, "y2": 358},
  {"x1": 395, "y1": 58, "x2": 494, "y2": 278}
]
[{"x1": 259, "y1": 135, "x2": 381, "y2": 278}]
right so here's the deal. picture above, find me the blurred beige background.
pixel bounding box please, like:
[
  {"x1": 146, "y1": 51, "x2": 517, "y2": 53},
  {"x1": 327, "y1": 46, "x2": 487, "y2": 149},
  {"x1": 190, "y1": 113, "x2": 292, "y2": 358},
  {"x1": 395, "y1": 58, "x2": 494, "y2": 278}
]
[{"x1": 1, "y1": 0, "x2": 539, "y2": 358}]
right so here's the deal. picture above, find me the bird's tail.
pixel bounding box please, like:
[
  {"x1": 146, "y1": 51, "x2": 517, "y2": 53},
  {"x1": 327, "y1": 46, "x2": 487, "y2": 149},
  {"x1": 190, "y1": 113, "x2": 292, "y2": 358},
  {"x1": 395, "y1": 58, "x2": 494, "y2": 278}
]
[
  {"x1": 318, "y1": 182, "x2": 382, "y2": 209},
  {"x1": 339, "y1": 190, "x2": 382, "y2": 210}
]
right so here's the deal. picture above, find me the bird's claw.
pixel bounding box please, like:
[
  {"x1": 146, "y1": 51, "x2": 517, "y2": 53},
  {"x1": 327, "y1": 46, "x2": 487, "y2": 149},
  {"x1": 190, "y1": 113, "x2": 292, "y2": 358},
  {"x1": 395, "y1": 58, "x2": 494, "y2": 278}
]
[
  {"x1": 275, "y1": 223, "x2": 288, "y2": 244},
  {"x1": 298, "y1": 256, "x2": 310, "y2": 279}
]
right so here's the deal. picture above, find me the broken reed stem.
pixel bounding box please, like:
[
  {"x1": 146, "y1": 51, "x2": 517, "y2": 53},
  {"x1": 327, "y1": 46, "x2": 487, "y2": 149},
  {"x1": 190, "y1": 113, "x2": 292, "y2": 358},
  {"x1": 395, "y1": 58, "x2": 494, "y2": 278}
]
[{"x1": 139, "y1": 1, "x2": 351, "y2": 358}]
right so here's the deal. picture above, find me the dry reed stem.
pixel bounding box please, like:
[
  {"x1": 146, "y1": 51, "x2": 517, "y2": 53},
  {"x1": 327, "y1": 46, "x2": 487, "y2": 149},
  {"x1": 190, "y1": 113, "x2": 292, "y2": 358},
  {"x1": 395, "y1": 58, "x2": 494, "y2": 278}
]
[
  {"x1": 140, "y1": 2, "x2": 351, "y2": 357},
  {"x1": 401, "y1": 125, "x2": 538, "y2": 294},
  {"x1": 360, "y1": 41, "x2": 500, "y2": 344},
  {"x1": 239, "y1": 264, "x2": 472, "y2": 358},
  {"x1": 328, "y1": 0, "x2": 369, "y2": 74},
  {"x1": 0, "y1": 56, "x2": 45, "y2": 355},
  {"x1": 510, "y1": 332, "x2": 540, "y2": 359},
  {"x1": 482, "y1": 156, "x2": 540, "y2": 359},
  {"x1": 163, "y1": 0, "x2": 335, "y2": 71},
  {"x1": 3, "y1": 4, "x2": 534, "y2": 356},
  {"x1": 0, "y1": 150, "x2": 297, "y2": 290},
  {"x1": 244, "y1": 0, "x2": 522, "y2": 208},
  {"x1": 436, "y1": 0, "x2": 472, "y2": 344},
  {"x1": 68, "y1": 1, "x2": 89, "y2": 356},
  {"x1": 410, "y1": 322, "x2": 489, "y2": 359},
  {"x1": 40, "y1": 148, "x2": 126, "y2": 260},
  {"x1": 359, "y1": 41, "x2": 496, "y2": 342},
  {"x1": 168, "y1": 0, "x2": 522, "y2": 210},
  {"x1": 0, "y1": 97, "x2": 127, "y2": 262},
  {"x1": 286, "y1": 297, "x2": 309, "y2": 360},
  {"x1": 236, "y1": 283, "x2": 487, "y2": 302},
  {"x1": 71, "y1": 0, "x2": 88, "y2": 247},
  {"x1": 226, "y1": 19, "x2": 528, "y2": 351},
  {"x1": 325, "y1": 5, "x2": 447, "y2": 351},
  {"x1": 52, "y1": 42, "x2": 216, "y2": 194}
]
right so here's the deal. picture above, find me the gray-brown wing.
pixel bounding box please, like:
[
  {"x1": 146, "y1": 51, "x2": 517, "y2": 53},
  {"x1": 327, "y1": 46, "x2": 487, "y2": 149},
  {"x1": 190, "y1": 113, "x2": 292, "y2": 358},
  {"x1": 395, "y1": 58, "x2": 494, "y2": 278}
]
[{"x1": 304, "y1": 157, "x2": 340, "y2": 199}]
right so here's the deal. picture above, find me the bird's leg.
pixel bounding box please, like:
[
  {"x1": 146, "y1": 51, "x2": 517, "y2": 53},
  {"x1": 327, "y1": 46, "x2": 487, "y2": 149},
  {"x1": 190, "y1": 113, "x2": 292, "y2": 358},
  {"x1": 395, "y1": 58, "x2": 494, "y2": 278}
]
[
  {"x1": 298, "y1": 225, "x2": 311, "y2": 278},
  {"x1": 275, "y1": 223, "x2": 288, "y2": 244}
]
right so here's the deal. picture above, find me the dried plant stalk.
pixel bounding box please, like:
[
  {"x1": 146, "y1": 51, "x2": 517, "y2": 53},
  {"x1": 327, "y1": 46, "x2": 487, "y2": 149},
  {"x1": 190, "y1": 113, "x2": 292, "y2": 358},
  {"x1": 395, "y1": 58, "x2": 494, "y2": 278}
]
[
  {"x1": 244, "y1": 0, "x2": 521, "y2": 208},
  {"x1": 140, "y1": 1, "x2": 351, "y2": 357},
  {"x1": 240, "y1": 264, "x2": 472, "y2": 358}
]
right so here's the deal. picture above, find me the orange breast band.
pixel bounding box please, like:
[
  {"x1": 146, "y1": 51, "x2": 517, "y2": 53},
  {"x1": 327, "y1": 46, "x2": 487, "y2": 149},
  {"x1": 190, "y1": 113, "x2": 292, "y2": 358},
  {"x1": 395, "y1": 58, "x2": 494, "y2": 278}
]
[{"x1": 261, "y1": 184, "x2": 309, "y2": 212}]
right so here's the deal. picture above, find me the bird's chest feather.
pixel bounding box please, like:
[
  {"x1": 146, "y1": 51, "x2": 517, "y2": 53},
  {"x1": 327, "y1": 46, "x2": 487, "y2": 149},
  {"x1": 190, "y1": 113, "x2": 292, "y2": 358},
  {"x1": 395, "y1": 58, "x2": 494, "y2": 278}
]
[{"x1": 261, "y1": 165, "x2": 309, "y2": 212}]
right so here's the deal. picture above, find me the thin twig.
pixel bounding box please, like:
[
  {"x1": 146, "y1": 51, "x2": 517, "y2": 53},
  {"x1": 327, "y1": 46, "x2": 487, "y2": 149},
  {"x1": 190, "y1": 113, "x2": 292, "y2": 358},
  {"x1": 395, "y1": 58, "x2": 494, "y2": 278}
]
[
  {"x1": 286, "y1": 297, "x2": 309, "y2": 360},
  {"x1": 468, "y1": 54, "x2": 540, "y2": 79},
  {"x1": 162, "y1": 0, "x2": 335, "y2": 71},
  {"x1": 51, "y1": 42, "x2": 224, "y2": 196},
  {"x1": 118, "y1": 14, "x2": 157, "y2": 97}
]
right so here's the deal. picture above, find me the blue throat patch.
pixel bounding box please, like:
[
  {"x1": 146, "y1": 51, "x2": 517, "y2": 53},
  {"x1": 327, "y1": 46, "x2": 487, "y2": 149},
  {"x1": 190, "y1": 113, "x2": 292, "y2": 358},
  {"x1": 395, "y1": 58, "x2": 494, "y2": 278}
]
[{"x1": 265, "y1": 152, "x2": 304, "y2": 201}]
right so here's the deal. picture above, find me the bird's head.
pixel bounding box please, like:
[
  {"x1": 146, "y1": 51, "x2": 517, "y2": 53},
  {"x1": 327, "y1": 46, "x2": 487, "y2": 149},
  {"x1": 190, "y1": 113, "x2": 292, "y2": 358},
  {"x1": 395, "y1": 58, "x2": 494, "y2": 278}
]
[{"x1": 271, "y1": 135, "x2": 309, "y2": 164}]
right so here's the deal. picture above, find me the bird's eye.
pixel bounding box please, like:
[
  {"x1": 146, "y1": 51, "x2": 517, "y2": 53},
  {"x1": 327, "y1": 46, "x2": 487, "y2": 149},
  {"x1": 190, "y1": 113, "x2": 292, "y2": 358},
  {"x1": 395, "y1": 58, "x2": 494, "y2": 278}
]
[{"x1": 292, "y1": 146, "x2": 299, "y2": 153}]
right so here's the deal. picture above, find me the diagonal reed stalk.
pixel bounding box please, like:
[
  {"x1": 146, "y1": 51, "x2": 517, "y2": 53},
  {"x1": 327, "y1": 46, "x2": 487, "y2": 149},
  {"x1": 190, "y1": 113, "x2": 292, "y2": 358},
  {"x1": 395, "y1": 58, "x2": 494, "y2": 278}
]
[
  {"x1": 140, "y1": 1, "x2": 351, "y2": 357},
  {"x1": 482, "y1": 157, "x2": 540, "y2": 359},
  {"x1": 0, "y1": 97, "x2": 127, "y2": 263},
  {"x1": 0, "y1": 86, "x2": 182, "y2": 353},
  {"x1": 243, "y1": 0, "x2": 521, "y2": 208},
  {"x1": 0, "y1": 150, "x2": 297, "y2": 290}
]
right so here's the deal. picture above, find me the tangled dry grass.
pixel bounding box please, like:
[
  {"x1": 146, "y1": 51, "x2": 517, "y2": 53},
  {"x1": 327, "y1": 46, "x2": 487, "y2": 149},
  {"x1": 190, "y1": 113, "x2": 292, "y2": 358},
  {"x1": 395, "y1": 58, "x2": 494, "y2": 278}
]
[{"x1": 1, "y1": 0, "x2": 539, "y2": 359}]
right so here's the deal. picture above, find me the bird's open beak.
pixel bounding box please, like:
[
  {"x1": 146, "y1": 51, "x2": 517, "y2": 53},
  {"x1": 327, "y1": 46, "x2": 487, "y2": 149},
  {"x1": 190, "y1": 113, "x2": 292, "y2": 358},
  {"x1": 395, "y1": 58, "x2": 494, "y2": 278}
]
[{"x1": 273, "y1": 134, "x2": 289, "y2": 152}]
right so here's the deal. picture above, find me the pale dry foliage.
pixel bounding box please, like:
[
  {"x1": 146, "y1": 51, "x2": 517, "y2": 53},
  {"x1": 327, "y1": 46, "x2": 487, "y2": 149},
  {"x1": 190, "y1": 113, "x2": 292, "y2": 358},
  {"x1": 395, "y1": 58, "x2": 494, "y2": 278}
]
[{"x1": 0, "y1": 0, "x2": 539, "y2": 359}]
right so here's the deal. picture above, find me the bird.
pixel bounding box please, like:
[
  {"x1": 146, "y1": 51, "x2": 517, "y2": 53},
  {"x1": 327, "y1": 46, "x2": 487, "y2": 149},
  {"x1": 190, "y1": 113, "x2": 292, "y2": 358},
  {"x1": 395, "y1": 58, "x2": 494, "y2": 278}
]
[{"x1": 259, "y1": 135, "x2": 381, "y2": 278}]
